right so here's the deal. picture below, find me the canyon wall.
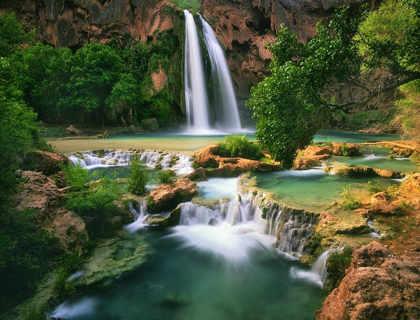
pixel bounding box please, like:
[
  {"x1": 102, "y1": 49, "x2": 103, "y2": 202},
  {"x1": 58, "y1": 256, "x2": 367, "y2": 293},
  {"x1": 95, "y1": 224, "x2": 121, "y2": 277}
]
[{"x1": 0, "y1": 0, "x2": 369, "y2": 102}]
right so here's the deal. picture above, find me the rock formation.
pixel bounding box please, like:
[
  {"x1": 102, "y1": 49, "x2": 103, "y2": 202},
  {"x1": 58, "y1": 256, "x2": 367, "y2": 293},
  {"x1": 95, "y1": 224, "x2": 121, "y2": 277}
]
[
  {"x1": 149, "y1": 177, "x2": 198, "y2": 213},
  {"x1": 11, "y1": 171, "x2": 88, "y2": 251},
  {"x1": 317, "y1": 241, "x2": 420, "y2": 320},
  {"x1": 22, "y1": 150, "x2": 68, "y2": 175},
  {"x1": 193, "y1": 143, "x2": 279, "y2": 177}
]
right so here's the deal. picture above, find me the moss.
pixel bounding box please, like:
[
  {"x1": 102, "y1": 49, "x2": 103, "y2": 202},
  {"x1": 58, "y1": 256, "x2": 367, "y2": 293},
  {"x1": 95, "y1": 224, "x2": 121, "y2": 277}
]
[
  {"x1": 158, "y1": 206, "x2": 182, "y2": 227},
  {"x1": 324, "y1": 246, "x2": 353, "y2": 293}
]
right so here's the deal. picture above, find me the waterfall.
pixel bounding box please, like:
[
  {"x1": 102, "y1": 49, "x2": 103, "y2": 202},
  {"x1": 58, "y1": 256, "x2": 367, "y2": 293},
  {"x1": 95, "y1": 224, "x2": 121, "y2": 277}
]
[
  {"x1": 312, "y1": 249, "x2": 338, "y2": 284},
  {"x1": 199, "y1": 15, "x2": 241, "y2": 132},
  {"x1": 184, "y1": 10, "x2": 211, "y2": 132},
  {"x1": 126, "y1": 199, "x2": 149, "y2": 233},
  {"x1": 69, "y1": 150, "x2": 194, "y2": 174}
]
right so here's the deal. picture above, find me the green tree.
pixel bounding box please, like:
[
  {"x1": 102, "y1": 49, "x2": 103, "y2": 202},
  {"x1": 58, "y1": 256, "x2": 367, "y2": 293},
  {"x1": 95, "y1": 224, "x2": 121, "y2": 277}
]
[
  {"x1": 0, "y1": 13, "x2": 35, "y2": 58},
  {"x1": 247, "y1": 2, "x2": 420, "y2": 168},
  {"x1": 67, "y1": 43, "x2": 123, "y2": 126},
  {"x1": 105, "y1": 73, "x2": 138, "y2": 123},
  {"x1": 128, "y1": 156, "x2": 149, "y2": 195}
]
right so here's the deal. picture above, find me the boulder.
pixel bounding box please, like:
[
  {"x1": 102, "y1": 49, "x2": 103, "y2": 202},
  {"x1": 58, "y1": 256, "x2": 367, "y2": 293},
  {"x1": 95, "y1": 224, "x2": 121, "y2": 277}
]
[
  {"x1": 141, "y1": 118, "x2": 159, "y2": 131},
  {"x1": 316, "y1": 242, "x2": 420, "y2": 320},
  {"x1": 12, "y1": 171, "x2": 61, "y2": 221},
  {"x1": 66, "y1": 124, "x2": 82, "y2": 135},
  {"x1": 149, "y1": 178, "x2": 198, "y2": 213},
  {"x1": 22, "y1": 150, "x2": 68, "y2": 175},
  {"x1": 51, "y1": 209, "x2": 88, "y2": 251}
]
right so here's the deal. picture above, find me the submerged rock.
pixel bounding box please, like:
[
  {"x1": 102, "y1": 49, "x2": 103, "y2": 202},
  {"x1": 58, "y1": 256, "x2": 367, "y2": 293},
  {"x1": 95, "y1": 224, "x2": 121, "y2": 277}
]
[
  {"x1": 316, "y1": 242, "x2": 420, "y2": 320},
  {"x1": 75, "y1": 234, "x2": 151, "y2": 288},
  {"x1": 324, "y1": 166, "x2": 405, "y2": 179}
]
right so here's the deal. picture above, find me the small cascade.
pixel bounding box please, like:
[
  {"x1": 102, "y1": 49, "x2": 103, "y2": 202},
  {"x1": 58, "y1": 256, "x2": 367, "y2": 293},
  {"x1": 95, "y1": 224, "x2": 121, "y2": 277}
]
[
  {"x1": 199, "y1": 15, "x2": 241, "y2": 132},
  {"x1": 184, "y1": 10, "x2": 211, "y2": 132},
  {"x1": 69, "y1": 151, "x2": 131, "y2": 169},
  {"x1": 276, "y1": 208, "x2": 319, "y2": 257},
  {"x1": 312, "y1": 249, "x2": 338, "y2": 284},
  {"x1": 170, "y1": 154, "x2": 194, "y2": 175},
  {"x1": 68, "y1": 150, "x2": 193, "y2": 174},
  {"x1": 126, "y1": 199, "x2": 149, "y2": 233}
]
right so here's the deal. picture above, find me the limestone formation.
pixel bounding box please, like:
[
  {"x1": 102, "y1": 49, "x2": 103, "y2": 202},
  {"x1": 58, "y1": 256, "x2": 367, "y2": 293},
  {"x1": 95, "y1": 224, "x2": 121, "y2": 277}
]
[
  {"x1": 317, "y1": 242, "x2": 420, "y2": 320},
  {"x1": 324, "y1": 166, "x2": 405, "y2": 179},
  {"x1": 193, "y1": 143, "x2": 279, "y2": 177}
]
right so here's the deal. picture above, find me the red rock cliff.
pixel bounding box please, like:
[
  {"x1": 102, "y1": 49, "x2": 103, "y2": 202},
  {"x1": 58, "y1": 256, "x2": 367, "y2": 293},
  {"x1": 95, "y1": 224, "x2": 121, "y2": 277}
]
[{"x1": 0, "y1": 0, "x2": 370, "y2": 100}]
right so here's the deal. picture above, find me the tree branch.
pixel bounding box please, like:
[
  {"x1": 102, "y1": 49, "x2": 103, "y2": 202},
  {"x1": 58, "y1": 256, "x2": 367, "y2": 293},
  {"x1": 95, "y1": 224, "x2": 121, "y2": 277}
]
[{"x1": 326, "y1": 72, "x2": 420, "y2": 111}]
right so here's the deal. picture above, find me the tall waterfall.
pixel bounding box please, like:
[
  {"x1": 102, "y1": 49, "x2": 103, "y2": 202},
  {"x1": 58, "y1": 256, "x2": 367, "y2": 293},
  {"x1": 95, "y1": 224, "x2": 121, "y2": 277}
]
[
  {"x1": 183, "y1": 10, "x2": 211, "y2": 132},
  {"x1": 199, "y1": 15, "x2": 241, "y2": 132}
]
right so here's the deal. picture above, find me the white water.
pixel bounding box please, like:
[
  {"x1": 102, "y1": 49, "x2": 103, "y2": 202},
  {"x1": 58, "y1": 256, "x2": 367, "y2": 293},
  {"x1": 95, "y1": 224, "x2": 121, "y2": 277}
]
[
  {"x1": 199, "y1": 15, "x2": 241, "y2": 132},
  {"x1": 69, "y1": 150, "x2": 193, "y2": 175},
  {"x1": 184, "y1": 10, "x2": 211, "y2": 133},
  {"x1": 50, "y1": 298, "x2": 97, "y2": 319},
  {"x1": 291, "y1": 249, "x2": 338, "y2": 287},
  {"x1": 126, "y1": 199, "x2": 149, "y2": 233}
]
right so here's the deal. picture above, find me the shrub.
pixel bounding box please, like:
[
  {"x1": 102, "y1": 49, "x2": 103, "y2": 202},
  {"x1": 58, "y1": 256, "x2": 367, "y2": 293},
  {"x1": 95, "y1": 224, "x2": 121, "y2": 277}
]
[
  {"x1": 65, "y1": 175, "x2": 122, "y2": 238},
  {"x1": 0, "y1": 209, "x2": 62, "y2": 312},
  {"x1": 217, "y1": 134, "x2": 263, "y2": 160},
  {"x1": 324, "y1": 246, "x2": 353, "y2": 293},
  {"x1": 158, "y1": 170, "x2": 176, "y2": 185},
  {"x1": 366, "y1": 180, "x2": 383, "y2": 195},
  {"x1": 341, "y1": 184, "x2": 361, "y2": 209},
  {"x1": 60, "y1": 163, "x2": 89, "y2": 190},
  {"x1": 128, "y1": 155, "x2": 149, "y2": 195}
]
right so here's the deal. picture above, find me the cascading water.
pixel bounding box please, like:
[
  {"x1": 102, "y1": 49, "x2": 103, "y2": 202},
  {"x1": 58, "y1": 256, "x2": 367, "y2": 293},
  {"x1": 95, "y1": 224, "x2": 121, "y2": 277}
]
[
  {"x1": 199, "y1": 15, "x2": 241, "y2": 132},
  {"x1": 184, "y1": 10, "x2": 211, "y2": 133}
]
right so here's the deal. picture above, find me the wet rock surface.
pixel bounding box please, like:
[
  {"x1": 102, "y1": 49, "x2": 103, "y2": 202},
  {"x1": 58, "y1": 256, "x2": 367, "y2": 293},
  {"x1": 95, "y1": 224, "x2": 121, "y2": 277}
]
[
  {"x1": 317, "y1": 242, "x2": 420, "y2": 320},
  {"x1": 75, "y1": 234, "x2": 151, "y2": 288}
]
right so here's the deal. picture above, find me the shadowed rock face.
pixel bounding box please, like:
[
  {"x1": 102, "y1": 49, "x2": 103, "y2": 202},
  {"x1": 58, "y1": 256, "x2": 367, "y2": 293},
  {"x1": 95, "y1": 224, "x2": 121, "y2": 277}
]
[
  {"x1": 316, "y1": 241, "x2": 420, "y2": 320},
  {"x1": 0, "y1": 0, "x2": 176, "y2": 48}
]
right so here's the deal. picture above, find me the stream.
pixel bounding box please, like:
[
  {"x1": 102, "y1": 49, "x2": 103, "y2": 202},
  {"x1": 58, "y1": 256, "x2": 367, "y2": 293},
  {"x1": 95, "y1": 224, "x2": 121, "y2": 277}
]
[{"x1": 48, "y1": 130, "x2": 416, "y2": 319}]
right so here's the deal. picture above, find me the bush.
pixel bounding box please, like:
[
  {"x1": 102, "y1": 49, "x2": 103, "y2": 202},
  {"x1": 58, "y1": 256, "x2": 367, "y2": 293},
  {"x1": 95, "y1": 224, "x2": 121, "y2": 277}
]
[
  {"x1": 65, "y1": 175, "x2": 122, "y2": 238},
  {"x1": 157, "y1": 170, "x2": 176, "y2": 185},
  {"x1": 324, "y1": 246, "x2": 353, "y2": 293},
  {"x1": 128, "y1": 155, "x2": 149, "y2": 195},
  {"x1": 341, "y1": 184, "x2": 361, "y2": 209},
  {"x1": 0, "y1": 209, "x2": 62, "y2": 312},
  {"x1": 60, "y1": 163, "x2": 89, "y2": 190},
  {"x1": 367, "y1": 180, "x2": 384, "y2": 195},
  {"x1": 217, "y1": 134, "x2": 263, "y2": 160}
]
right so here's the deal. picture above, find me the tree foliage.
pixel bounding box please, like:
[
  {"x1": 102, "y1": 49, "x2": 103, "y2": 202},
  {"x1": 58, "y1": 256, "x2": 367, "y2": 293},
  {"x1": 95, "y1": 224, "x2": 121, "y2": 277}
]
[
  {"x1": 247, "y1": 1, "x2": 420, "y2": 168},
  {"x1": 128, "y1": 156, "x2": 149, "y2": 195}
]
